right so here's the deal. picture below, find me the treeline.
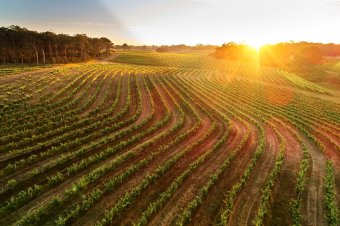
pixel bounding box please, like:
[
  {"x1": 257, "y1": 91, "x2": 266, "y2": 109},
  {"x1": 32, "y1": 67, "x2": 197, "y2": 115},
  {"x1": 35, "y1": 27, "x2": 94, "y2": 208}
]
[
  {"x1": 214, "y1": 43, "x2": 256, "y2": 61},
  {"x1": 215, "y1": 42, "x2": 340, "y2": 67},
  {"x1": 156, "y1": 44, "x2": 217, "y2": 52},
  {"x1": 0, "y1": 25, "x2": 114, "y2": 65}
]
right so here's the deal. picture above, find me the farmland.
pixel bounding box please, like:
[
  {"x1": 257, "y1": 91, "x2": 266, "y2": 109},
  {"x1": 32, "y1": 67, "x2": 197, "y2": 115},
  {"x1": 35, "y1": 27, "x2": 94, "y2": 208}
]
[{"x1": 0, "y1": 51, "x2": 339, "y2": 226}]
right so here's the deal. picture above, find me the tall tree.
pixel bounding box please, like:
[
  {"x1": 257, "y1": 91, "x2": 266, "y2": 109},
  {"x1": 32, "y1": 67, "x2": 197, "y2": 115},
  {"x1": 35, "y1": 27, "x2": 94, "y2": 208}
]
[{"x1": 0, "y1": 25, "x2": 114, "y2": 65}]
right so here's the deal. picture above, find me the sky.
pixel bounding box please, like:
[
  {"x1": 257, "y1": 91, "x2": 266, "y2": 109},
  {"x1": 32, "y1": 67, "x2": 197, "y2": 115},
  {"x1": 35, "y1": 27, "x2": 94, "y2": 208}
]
[{"x1": 1, "y1": 0, "x2": 340, "y2": 46}]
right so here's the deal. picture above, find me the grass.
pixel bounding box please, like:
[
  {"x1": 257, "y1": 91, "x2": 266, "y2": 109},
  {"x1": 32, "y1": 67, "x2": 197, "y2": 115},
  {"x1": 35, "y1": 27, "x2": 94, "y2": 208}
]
[{"x1": 0, "y1": 65, "x2": 53, "y2": 76}]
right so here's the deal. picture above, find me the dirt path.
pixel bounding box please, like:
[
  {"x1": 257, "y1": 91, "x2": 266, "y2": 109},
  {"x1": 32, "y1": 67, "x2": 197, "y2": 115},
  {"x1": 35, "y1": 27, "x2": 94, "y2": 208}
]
[
  {"x1": 187, "y1": 122, "x2": 257, "y2": 226},
  {"x1": 227, "y1": 125, "x2": 280, "y2": 226},
  {"x1": 148, "y1": 119, "x2": 244, "y2": 226},
  {"x1": 263, "y1": 120, "x2": 302, "y2": 225},
  {"x1": 301, "y1": 132, "x2": 327, "y2": 226}
]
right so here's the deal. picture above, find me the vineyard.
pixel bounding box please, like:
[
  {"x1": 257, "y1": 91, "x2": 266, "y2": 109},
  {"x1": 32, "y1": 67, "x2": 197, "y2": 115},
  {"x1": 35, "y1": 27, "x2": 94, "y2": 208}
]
[{"x1": 0, "y1": 51, "x2": 339, "y2": 226}]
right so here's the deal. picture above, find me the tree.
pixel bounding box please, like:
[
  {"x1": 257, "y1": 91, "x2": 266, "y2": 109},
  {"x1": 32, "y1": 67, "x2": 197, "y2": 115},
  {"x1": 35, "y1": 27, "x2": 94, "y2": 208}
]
[
  {"x1": 294, "y1": 45, "x2": 322, "y2": 65},
  {"x1": 100, "y1": 37, "x2": 113, "y2": 57},
  {"x1": 122, "y1": 43, "x2": 130, "y2": 50},
  {"x1": 156, "y1": 46, "x2": 169, "y2": 52},
  {"x1": 0, "y1": 25, "x2": 115, "y2": 64}
]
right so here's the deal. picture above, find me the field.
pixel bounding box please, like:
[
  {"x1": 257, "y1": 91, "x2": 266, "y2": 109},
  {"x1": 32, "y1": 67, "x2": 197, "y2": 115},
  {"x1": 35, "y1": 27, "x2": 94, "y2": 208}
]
[{"x1": 0, "y1": 51, "x2": 339, "y2": 226}]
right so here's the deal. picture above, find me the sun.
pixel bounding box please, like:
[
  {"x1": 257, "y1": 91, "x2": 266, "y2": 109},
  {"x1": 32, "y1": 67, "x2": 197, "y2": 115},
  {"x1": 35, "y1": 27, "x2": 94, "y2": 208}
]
[{"x1": 247, "y1": 41, "x2": 266, "y2": 51}]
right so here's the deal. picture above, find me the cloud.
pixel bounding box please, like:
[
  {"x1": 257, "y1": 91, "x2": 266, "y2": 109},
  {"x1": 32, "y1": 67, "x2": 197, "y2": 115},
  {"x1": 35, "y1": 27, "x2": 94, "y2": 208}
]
[
  {"x1": 68, "y1": 22, "x2": 116, "y2": 27},
  {"x1": 124, "y1": 25, "x2": 152, "y2": 32}
]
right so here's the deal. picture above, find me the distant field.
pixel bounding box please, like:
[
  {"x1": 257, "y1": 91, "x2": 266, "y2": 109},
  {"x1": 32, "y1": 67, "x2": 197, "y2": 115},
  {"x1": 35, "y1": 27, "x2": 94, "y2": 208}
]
[
  {"x1": 0, "y1": 51, "x2": 339, "y2": 226},
  {"x1": 0, "y1": 65, "x2": 53, "y2": 76},
  {"x1": 293, "y1": 57, "x2": 340, "y2": 90}
]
